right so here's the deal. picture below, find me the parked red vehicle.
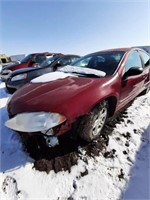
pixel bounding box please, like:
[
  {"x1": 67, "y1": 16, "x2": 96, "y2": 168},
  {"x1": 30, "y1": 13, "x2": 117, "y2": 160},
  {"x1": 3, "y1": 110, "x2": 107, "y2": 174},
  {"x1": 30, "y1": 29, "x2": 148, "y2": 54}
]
[
  {"x1": 0, "y1": 52, "x2": 51, "y2": 81},
  {"x1": 5, "y1": 48, "x2": 150, "y2": 147}
]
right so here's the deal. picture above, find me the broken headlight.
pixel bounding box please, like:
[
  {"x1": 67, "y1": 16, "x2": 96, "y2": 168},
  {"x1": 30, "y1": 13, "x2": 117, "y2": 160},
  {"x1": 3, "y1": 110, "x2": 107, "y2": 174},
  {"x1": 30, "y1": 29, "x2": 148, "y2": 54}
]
[{"x1": 5, "y1": 112, "x2": 66, "y2": 132}]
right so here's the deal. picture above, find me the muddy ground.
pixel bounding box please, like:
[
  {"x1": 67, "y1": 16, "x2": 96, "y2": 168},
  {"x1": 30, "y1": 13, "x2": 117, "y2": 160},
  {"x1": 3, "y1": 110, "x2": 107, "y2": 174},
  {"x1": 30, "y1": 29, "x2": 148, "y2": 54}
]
[{"x1": 21, "y1": 108, "x2": 129, "y2": 173}]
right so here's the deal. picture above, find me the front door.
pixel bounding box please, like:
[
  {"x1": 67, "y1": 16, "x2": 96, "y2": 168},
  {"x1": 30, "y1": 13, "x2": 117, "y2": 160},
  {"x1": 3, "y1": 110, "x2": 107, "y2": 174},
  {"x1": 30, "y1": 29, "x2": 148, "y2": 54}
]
[{"x1": 118, "y1": 50, "x2": 145, "y2": 108}]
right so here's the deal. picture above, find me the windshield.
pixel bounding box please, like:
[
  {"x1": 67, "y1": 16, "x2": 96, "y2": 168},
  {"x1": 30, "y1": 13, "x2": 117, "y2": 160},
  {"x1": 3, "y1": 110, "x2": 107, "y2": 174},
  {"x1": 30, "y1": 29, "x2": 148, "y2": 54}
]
[
  {"x1": 21, "y1": 54, "x2": 32, "y2": 63},
  {"x1": 71, "y1": 51, "x2": 125, "y2": 76},
  {"x1": 40, "y1": 56, "x2": 59, "y2": 68}
]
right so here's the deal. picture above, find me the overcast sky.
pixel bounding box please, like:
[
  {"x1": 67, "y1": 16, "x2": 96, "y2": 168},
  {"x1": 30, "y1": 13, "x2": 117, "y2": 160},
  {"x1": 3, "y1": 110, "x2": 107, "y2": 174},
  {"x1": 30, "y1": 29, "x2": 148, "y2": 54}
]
[{"x1": 0, "y1": 0, "x2": 150, "y2": 56}]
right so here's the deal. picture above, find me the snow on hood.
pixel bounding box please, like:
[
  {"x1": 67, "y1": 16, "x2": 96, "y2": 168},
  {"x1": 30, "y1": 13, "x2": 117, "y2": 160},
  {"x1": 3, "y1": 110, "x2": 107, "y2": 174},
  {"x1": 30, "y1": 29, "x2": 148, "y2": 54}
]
[
  {"x1": 58, "y1": 65, "x2": 106, "y2": 77},
  {"x1": 31, "y1": 71, "x2": 77, "y2": 83},
  {"x1": 31, "y1": 66, "x2": 106, "y2": 83}
]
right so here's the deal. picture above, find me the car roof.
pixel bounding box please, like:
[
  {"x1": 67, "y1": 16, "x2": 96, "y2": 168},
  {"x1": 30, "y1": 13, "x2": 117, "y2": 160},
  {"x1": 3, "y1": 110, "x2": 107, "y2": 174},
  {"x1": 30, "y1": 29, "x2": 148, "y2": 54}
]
[
  {"x1": 58, "y1": 54, "x2": 80, "y2": 57},
  {"x1": 28, "y1": 52, "x2": 62, "y2": 56},
  {"x1": 90, "y1": 47, "x2": 146, "y2": 55},
  {"x1": 99, "y1": 47, "x2": 132, "y2": 52},
  {"x1": 29, "y1": 53, "x2": 80, "y2": 57}
]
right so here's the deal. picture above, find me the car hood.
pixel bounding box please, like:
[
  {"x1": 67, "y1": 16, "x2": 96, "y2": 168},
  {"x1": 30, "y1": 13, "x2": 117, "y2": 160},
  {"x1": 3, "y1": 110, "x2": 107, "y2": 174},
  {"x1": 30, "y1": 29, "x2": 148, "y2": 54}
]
[
  {"x1": 2, "y1": 63, "x2": 19, "y2": 71},
  {"x1": 8, "y1": 75, "x2": 109, "y2": 120},
  {"x1": 10, "y1": 67, "x2": 39, "y2": 76}
]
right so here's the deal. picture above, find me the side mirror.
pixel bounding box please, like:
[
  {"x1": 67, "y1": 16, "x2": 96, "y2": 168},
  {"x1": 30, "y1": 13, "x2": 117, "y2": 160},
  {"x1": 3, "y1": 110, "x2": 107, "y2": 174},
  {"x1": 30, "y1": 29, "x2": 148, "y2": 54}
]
[{"x1": 123, "y1": 67, "x2": 143, "y2": 79}]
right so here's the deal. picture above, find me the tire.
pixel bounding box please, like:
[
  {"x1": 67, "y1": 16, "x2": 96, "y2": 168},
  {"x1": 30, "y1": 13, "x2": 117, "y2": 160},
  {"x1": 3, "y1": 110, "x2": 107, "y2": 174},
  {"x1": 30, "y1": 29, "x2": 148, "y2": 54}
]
[
  {"x1": 77, "y1": 100, "x2": 108, "y2": 142},
  {"x1": 5, "y1": 84, "x2": 16, "y2": 94}
]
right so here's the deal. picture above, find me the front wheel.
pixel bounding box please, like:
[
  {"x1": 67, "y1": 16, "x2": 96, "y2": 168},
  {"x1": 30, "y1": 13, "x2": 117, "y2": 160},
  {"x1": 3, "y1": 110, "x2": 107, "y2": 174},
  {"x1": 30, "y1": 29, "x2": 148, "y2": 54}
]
[
  {"x1": 5, "y1": 84, "x2": 16, "y2": 94},
  {"x1": 77, "y1": 100, "x2": 108, "y2": 142}
]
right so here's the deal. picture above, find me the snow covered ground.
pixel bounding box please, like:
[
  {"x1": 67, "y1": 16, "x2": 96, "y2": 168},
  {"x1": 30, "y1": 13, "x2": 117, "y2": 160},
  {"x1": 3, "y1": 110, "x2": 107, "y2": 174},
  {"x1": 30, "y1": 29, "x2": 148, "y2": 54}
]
[{"x1": 0, "y1": 80, "x2": 150, "y2": 200}]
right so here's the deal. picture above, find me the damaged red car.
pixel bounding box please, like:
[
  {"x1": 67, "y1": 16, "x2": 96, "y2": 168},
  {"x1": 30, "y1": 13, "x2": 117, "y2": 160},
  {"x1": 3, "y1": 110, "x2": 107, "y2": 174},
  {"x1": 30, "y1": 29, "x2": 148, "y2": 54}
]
[{"x1": 5, "y1": 48, "x2": 150, "y2": 147}]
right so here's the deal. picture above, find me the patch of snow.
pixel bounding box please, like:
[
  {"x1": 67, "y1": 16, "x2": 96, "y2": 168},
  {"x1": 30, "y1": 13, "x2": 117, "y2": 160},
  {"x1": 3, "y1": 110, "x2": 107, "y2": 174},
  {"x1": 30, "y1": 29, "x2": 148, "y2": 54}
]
[
  {"x1": 31, "y1": 71, "x2": 77, "y2": 83},
  {"x1": 58, "y1": 65, "x2": 106, "y2": 77},
  {"x1": 0, "y1": 80, "x2": 150, "y2": 200}
]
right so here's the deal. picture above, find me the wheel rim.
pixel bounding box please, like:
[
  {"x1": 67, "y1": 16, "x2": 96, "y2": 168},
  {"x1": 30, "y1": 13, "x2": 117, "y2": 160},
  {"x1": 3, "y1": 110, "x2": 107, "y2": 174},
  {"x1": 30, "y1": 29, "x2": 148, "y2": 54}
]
[{"x1": 92, "y1": 106, "x2": 107, "y2": 136}]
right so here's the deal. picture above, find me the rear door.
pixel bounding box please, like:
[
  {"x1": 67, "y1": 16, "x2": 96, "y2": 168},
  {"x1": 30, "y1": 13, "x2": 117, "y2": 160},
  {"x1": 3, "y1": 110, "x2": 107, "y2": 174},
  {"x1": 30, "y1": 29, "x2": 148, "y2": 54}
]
[{"x1": 138, "y1": 50, "x2": 150, "y2": 88}]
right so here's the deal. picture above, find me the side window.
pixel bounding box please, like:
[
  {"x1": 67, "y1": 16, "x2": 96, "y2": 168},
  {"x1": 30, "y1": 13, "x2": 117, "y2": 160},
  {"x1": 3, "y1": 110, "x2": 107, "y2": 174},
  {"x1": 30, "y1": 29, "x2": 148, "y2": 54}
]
[
  {"x1": 58, "y1": 57, "x2": 71, "y2": 66},
  {"x1": 139, "y1": 51, "x2": 150, "y2": 68},
  {"x1": 75, "y1": 56, "x2": 92, "y2": 68},
  {"x1": 125, "y1": 51, "x2": 142, "y2": 72},
  {"x1": 70, "y1": 56, "x2": 80, "y2": 63},
  {"x1": 33, "y1": 55, "x2": 47, "y2": 64}
]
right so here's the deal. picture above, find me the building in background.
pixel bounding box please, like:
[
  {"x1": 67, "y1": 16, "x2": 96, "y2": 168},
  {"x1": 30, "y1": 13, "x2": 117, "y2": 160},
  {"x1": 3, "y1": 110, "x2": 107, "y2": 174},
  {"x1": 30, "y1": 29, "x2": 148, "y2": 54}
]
[
  {"x1": 0, "y1": 54, "x2": 10, "y2": 63},
  {"x1": 10, "y1": 54, "x2": 26, "y2": 62}
]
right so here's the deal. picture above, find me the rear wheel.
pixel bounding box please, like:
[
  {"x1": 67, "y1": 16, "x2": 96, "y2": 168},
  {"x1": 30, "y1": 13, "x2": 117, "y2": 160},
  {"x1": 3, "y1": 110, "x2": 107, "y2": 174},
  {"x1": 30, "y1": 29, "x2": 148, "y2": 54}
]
[{"x1": 77, "y1": 100, "x2": 108, "y2": 142}]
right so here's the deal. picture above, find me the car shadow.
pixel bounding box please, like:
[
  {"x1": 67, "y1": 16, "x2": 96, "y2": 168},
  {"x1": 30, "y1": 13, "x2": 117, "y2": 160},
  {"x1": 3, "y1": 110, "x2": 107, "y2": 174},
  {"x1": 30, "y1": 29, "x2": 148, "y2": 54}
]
[
  {"x1": 120, "y1": 124, "x2": 150, "y2": 200},
  {"x1": 0, "y1": 82, "x2": 11, "y2": 100},
  {"x1": 0, "y1": 106, "x2": 31, "y2": 173}
]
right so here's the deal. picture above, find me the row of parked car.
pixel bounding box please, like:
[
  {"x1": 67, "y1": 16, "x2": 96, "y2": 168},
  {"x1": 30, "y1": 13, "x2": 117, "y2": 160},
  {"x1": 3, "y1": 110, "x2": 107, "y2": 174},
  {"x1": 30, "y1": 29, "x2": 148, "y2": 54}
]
[
  {"x1": 1, "y1": 52, "x2": 80, "y2": 92},
  {"x1": 1, "y1": 47, "x2": 150, "y2": 148}
]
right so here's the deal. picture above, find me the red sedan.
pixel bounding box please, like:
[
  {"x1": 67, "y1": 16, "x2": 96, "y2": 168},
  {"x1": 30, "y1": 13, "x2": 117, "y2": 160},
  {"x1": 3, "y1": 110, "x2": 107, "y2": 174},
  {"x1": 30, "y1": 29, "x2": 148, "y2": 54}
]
[
  {"x1": 0, "y1": 52, "x2": 51, "y2": 81},
  {"x1": 5, "y1": 48, "x2": 150, "y2": 147}
]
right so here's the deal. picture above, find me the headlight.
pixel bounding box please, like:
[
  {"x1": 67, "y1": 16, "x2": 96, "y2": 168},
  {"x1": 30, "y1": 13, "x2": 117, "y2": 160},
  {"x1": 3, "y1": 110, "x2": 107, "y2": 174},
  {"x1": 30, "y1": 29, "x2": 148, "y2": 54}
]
[
  {"x1": 5, "y1": 112, "x2": 66, "y2": 132},
  {"x1": 11, "y1": 73, "x2": 27, "y2": 81},
  {"x1": 2, "y1": 69, "x2": 12, "y2": 75}
]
